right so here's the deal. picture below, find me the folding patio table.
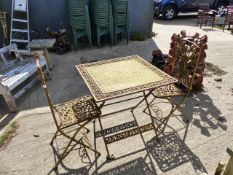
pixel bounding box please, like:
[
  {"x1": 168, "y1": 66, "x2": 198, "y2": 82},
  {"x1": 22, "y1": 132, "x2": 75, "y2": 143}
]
[{"x1": 76, "y1": 55, "x2": 177, "y2": 159}]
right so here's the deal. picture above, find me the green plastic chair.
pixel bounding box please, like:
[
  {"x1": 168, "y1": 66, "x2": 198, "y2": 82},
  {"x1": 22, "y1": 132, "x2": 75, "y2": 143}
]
[
  {"x1": 111, "y1": 0, "x2": 129, "y2": 45},
  {"x1": 90, "y1": 0, "x2": 113, "y2": 47},
  {"x1": 67, "y1": 0, "x2": 92, "y2": 49}
]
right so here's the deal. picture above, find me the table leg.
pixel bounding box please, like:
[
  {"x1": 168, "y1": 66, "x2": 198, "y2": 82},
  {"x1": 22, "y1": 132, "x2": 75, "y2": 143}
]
[
  {"x1": 131, "y1": 90, "x2": 154, "y2": 112},
  {"x1": 143, "y1": 91, "x2": 159, "y2": 138},
  {"x1": 98, "y1": 117, "x2": 114, "y2": 160},
  {"x1": 96, "y1": 101, "x2": 114, "y2": 160},
  {"x1": 0, "y1": 84, "x2": 17, "y2": 112},
  {"x1": 43, "y1": 47, "x2": 52, "y2": 70}
]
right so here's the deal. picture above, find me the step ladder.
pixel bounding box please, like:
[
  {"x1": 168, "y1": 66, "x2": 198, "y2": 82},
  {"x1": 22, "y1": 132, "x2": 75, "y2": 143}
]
[
  {"x1": 10, "y1": 0, "x2": 30, "y2": 53},
  {"x1": 0, "y1": 11, "x2": 8, "y2": 45}
]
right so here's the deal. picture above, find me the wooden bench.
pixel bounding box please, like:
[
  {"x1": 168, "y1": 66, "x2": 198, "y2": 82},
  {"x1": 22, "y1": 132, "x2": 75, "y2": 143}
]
[{"x1": 0, "y1": 44, "x2": 50, "y2": 112}]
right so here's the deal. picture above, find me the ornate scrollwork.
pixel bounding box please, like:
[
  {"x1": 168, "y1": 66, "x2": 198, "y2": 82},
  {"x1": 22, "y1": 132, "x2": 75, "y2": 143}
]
[
  {"x1": 54, "y1": 96, "x2": 101, "y2": 126},
  {"x1": 105, "y1": 123, "x2": 154, "y2": 144},
  {"x1": 77, "y1": 55, "x2": 177, "y2": 101}
]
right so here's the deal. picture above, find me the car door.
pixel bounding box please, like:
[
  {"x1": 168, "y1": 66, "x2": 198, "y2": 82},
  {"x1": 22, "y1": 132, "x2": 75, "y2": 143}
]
[
  {"x1": 179, "y1": 0, "x2": 200, "y2": 12},
  {"x1": 200, "y1": 0, "x2": 215, "y2": 6}
]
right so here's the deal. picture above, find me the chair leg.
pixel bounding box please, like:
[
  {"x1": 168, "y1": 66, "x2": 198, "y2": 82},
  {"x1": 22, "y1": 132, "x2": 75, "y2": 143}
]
[
  {"x1": 126, "y1": 27, "x2": 129, "y2": 45},
  {"x1": 169, "y1": 98, "x2": 190, "y2": 123},
  {"x1": 114, "y1": 27, "x2": 117, "y2": 45},
  {"x1": 212, "y1": 17, "x2": 215, "y2": 28},
  {"x1": 52, "y1": 120, "x2": 100, "y2": 170},
  {"x1": 50, "y1": 129, "x2": 59, "y2": 145},
  {"x1": 84, "y1": 126, "x2": 90, "y2": 133},
  {"x1": 0, "y1": 85, "x2": 17, "y2": 112},
  {"x1": 110, "y1": 30, "x2": 114, "y2": 47},
  {"x1": 131, "y1": 91, "x2": 153, "y2": 112},
  {"x1": 87, "y1": 31, "x2": 92, "y2": 49},
  {"x1": 223, "y1": 20, "x2": 227, "y2": 31},
  {"x1": 72, "y1": 30, "x2": 78, "y2": 50},
  {"x1": 53, "y1": 134, "x2": 100, "y2": 170},
  {"x1": 62, "y1": 129, "x2": 101, "y2": 159},
  {"x1": 53, "y1": 136, "x2": 74, "y2": 170},
  {"x1": 97, "y1": 28, "x2": 100, "y2": 48}
]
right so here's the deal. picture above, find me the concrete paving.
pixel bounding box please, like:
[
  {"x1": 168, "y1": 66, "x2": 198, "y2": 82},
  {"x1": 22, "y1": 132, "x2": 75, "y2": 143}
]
[{"x1": 0, "y1": 15, "x2": 233, "y2": 175}]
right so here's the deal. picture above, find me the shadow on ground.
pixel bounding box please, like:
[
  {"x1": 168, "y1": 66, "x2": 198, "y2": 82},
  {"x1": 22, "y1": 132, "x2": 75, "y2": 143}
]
[
  {"x1": 50, "y1": 131, "x2": 206, "y2": 175},
  {"x1": 48, "y1": 107, "x2": 206, "y2": 175},
  {"x1": 145, "y1": 90, "x2": 227, "y2": 137},
  {"x1": 98, "y1": 157, "x2": 156, "y2": 175},
  {"x1": 182, "y1": 91, "x2": 227, "y2": 136},
  {"x1": 170, "y1": 90, "x2": 227, "y2": 137},
  {"x1": 154, "y1": 14, "x2": 198, "y2": 27},
  {"x1": 147, "y1": 132, "x2": 207, "y2": 173}
]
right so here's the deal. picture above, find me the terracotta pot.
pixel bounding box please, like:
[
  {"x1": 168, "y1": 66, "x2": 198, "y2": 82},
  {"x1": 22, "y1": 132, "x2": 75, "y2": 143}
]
[{"x1": 166, "y1": 55, "x2": 174, "y2": 64}]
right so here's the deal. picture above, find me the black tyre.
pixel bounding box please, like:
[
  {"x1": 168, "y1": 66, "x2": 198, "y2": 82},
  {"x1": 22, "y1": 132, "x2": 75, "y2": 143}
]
[
  {"x1": 217, "y1": 2, "x2": 227, "y2": 16},
  {"x1": 154, "y1": 13, "x2": 160, "y2": 18},
  {"x1": 162, "y1": 5, "x2": 176, "y2": 20}
]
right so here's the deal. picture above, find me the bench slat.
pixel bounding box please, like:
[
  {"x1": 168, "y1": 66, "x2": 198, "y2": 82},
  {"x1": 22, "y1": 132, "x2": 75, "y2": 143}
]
[
  {"x1": 2, "y1": 58, "x2": 46, "y2": 90},
  {"x1": 13, "y1": 76, "x2": 39, "y2": 99}
]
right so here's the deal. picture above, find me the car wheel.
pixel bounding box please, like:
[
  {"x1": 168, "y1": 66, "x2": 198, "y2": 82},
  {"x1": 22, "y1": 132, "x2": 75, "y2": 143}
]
[
  {"x1": 162, "y1": 5, "x2": 176, "y2": 20},
  {"x1": 217, "y1": 3, "x2": 227, "y2": 16},
  {"x1": 154, "y1": 13, "x2": 160, "y2": 18}
]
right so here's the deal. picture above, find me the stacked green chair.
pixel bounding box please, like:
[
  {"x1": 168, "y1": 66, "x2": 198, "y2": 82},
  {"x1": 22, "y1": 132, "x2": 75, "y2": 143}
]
[
  {"x1": 111, "y1": 0, "x2": 129, "y2": 45},
  {"x1": 67, "y1": 0, "x2": 92, "y2": 49},
  {"x1": 90, "y1": 0, "x2": 113, "y2": 47}
]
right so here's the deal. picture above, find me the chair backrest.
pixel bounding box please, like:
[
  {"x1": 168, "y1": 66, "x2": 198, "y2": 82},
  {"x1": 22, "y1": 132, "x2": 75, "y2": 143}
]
[
  {"x1": 226, "y1": 5, "x2": 233, "y2": 10},
  {"x1": 170, "y1": 34, "x2": 207, "y2": 92},
  {"x1": 0, "y1": 44, "x2": 23, "y2": 65},
  {"x1": 199, "y1": 3, "x2": 210, "y2": 12},
  {"x1": 226, "y1": 6, "x2": 233, "y2": 21},
  {"x1": 34, "y1": 52, "x2": 60, "y2": 129},
  {"x1": 91, "y1": 0, "x2": 112, "y2": 26},
  {"x1": 112, "y1": 0, "x2": 128, "y2": 13}
]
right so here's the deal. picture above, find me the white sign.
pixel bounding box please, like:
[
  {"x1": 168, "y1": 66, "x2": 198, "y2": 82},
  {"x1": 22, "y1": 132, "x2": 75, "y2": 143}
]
[{"x1": 14, "y1": 0, "x2": 27, "y2": 11}]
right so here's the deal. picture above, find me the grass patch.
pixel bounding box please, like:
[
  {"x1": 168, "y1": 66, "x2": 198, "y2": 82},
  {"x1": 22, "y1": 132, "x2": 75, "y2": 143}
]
[
  {"x1": 0, "y1": 121, "x2": 19, "y2": 149},
  {"x1": 205, "y1": 62, "x2": 227, "y2": 76},
  {"x1": 215, "y1": 25, "x2": 233, "y2": 33},
  {"x1": 214, "y1": 25, "x2": 225, "y2": 30}
]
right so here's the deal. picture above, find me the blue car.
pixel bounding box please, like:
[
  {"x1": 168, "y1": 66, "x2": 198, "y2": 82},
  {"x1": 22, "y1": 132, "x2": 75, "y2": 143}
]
[{"x1": 154, "y1": 0, "x2": 231, "y2": 19}]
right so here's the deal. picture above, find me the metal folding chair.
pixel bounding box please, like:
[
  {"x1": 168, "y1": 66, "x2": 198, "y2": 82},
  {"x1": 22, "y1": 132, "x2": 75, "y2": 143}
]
[
  {"x1": 90, "y1": 0, "x2": 113, "y2": 47},
  {"x1": 148, "y1": 32, "x2": 208, "y2": 135},
  {"x1": 67, "y1": 0, "x2": 92, "y2": 49},
  {"x1": 223, "y1": 6, "x2": 233, "y2": 31},
  {"x1": 112, "y1": 0, "x2": 129, "y2": 45},
  {"x1": 197, "y1": 4, "x2": 216, "y2": 28},
  {"x1": 34, "y1": 52, "x2": 101, "y2": 170}
]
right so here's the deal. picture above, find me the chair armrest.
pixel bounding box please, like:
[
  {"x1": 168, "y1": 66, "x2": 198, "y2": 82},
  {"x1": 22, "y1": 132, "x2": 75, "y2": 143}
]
[
  {"x1": 20, "y1": 50, "x2": 43, "y2": 57},
  {"x1": 198, "y1": 10, "x2": 204, "y2": 14},
  {"x1": 210, "y1": 10, "x2": 217, "y2": 15}
]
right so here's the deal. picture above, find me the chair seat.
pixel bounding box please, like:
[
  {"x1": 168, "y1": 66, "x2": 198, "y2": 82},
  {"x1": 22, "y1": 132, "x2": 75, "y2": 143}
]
[
  {"x1": 152, "y1": 83, "x2": 187, "y2": 98},
  {"x1": 54, "y1": 95, "x2": 101, "y2": 127}
]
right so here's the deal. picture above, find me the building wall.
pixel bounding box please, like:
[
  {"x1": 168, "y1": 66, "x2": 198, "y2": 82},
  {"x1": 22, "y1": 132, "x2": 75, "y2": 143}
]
[{"x1": 0, "y1": 0, "x2": 153, "y2": 41}]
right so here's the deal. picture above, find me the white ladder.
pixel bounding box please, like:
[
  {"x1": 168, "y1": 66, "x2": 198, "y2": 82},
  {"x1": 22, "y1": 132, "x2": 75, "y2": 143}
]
[{"x1": 10, "y1": 0, "x2": 30, "y2": 53}]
